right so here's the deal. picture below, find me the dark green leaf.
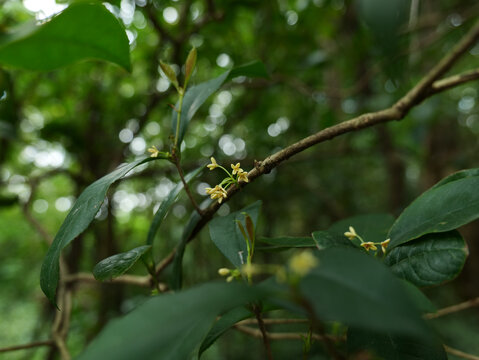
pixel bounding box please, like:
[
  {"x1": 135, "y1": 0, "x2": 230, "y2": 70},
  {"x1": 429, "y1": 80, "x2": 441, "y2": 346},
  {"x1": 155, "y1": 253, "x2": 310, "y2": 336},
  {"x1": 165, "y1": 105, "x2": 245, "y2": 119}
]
[
  {"x1": 41, "y1": 156, "x2": 164, "y2": 306},
  {"x1": 170, "y1": 199, "x2": 212, "y2": 290},
  {"x1": 76, "y1": 282, "x2": 262, "y2": 360},
  {"x1": 431, "y1": 168, "x2": 479, "y2": 189},
  {"x1": 146, "y1": 166, "x2": 204, "y2": 246},
  {"x1": 328, "y1": 213, "x2": 395, "y2": 244},
  {"x1": 226, "y1": 60, "x2": 269, "y2": 81},
  {"x1": 199, "y1": 306, "x2": 253, "y2": 357},
  {"x1": 384, "y1": 231, "x2": 468, "y2": 287},
  {"x1": 388, "y1": 176, "x2": 479, "y2": 247},
  {"x1": 93, "y1": 245, "x2": 151, "y2": 281},
  {"x1": 300, "y1": 248, "x2": 430, "y2": 337},
  {"x1": 347, "y1": 328, "x2": 447, "y2": 360},
  {"x1": 172, "y1": 61, "x2": 268, "y2": 145},
  {"x1": 257, "y1": 236, "x2": 316, "y2": 249},
  {"x1": 400, "y1": 280, "x2": 436, "y2": 314},
  {"x1": 311, "y1": 231, "x2": 356, "y2": 250},
  {"x1": 0, "y1": 3, "x2": 131, "y2": 71},
  {"x1": 209, "y1": 201, "x2": 261, "y2": 269}
]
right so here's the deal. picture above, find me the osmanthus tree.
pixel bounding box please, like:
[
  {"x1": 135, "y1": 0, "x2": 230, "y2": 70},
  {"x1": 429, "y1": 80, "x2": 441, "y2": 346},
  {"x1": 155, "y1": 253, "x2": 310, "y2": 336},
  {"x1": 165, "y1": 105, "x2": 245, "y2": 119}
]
[{"x1": 1, "y1": 1, "x2": 479, "y2": 359}]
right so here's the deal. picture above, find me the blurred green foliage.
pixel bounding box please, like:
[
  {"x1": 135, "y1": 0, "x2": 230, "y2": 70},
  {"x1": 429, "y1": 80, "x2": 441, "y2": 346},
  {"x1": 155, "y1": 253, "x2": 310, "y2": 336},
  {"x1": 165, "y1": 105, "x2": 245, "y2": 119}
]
[{"x1": 1, "y1": 0, "x2": 479, "y2": 359}]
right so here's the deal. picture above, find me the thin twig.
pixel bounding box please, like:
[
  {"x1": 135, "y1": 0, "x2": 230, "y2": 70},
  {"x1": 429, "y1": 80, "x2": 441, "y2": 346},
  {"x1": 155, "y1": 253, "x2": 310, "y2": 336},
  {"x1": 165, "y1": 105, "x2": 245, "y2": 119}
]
[
  {"x1": 174, "y1": 159, "x2": 203, "y2": 215},
  {"x1": 238, "y1": 318, "x2": 309, "y2": 326},
  {"x1": 0, "y1": 340, "x2": 54, "y2": 353},
  {"x1": 445, "y1": 345, "x2": 479, "y2": 360},
  {"x1": 234, "y1": 325, "x2": 342, "y2": 342},
  {"x1": 424, "y1": 296, "x2": 479, "y2": 320},
  {"x1": 252, "y1": 305, "x2": 273, "y2": 360},
  {"x1": 63, "y1": 272, "x2": 156, "y2": 288}
]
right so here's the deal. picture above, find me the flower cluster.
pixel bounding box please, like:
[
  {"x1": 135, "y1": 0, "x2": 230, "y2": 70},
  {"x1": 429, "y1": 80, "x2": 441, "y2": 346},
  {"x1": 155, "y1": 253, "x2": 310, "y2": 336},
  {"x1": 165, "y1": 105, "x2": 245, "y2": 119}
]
[
  {"x1": 344, "y1": 226, "x2": 390, "y2": 254},
  {"x1": 205, "y1": 157, "x2": 249, "y2": 203}
]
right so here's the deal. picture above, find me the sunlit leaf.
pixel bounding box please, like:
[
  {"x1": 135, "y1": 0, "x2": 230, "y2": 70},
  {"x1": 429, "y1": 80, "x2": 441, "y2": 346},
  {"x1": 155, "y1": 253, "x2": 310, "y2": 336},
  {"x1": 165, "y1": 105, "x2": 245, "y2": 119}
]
[{"x1": 0, "y1": 3, "x2": 131, "y2": 71}]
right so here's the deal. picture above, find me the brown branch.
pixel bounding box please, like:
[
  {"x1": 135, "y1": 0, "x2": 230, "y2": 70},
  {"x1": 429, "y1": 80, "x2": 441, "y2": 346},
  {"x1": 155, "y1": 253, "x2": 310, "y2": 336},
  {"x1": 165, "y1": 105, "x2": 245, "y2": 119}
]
[
  {"x1": 429, "y1": 68, "x2": 479, "y2": 95},
  {"x1": 63, "y1": 272, "x2": 162, "y2": 288},
  {"x1": 252, "y1": 305, "x2": 273, "y2": 360},
  {"x1": 173, "y1": 158, "x2": 203, "y2": 215},
  {"x1": 0, "y1": 340, "x2": 54, "y2": 353},
  {"x1": 424, "y1": 296, "x2": 479, "y2": 320},
  {"x1": 445, "y1": 345, "x2": 479, "y2": 360}
]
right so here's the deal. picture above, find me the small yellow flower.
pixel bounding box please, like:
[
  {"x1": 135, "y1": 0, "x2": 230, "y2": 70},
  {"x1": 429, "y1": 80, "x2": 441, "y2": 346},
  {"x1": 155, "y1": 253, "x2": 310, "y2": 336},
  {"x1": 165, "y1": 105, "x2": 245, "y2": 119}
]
[
  {"x1": 237, "y1": 169, "x2": 249, "y2": 183},
  {"x1": 147, "y1": 145, "x2": 160, "y2": 158},
  {"x1": 218, "y1": 268, "x2": 231, "y2": 276},
  {"x1": 207, "y1": 157, "x2": 219, "y2": 170},
  {"x1": 205, "y1": 184, "x2": 227, "y2": 203},
  {"x1": 289, "y1": 251, "x2": 319, "y2": 276},
  {"x1": 344, "y1": 226, "x2": 358, "y2": 240},
  {"x1": 361, "y1": 242, "x2": 377, "y2": 252},
  {"x1": 231, "y1": 162, "x2": 242, "y2": 175},
  {"x1": 381, "y1": 239, "x2": 390, "y2": 254},
  {"x1": 226, "y1": 276, "x2": 234, "y2": 282}
]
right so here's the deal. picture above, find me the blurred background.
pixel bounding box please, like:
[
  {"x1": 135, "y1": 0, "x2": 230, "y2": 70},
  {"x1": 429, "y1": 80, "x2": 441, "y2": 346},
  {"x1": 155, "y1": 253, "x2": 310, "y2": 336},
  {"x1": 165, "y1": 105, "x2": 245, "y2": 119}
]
[{"x1": 0, "y1": 0, "x2": 479, "y2": 358}]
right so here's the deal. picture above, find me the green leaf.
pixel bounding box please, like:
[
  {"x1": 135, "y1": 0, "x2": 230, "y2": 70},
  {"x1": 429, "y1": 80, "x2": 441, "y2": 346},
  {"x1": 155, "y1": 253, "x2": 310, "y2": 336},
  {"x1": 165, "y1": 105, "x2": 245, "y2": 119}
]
[
  {"x1": 257, "y1": 236, "x2": 317, "y2": 250},
  {"x1": 170, "y1": 199, "x2": 212, "y2": 290},
  {"x1": 311, "y1": 231, "x2": 356, "y2": 250},
  {"x1": 40, "y1": 156, "x2": 165, "y2": 306},
  {"x1": 388, "y1": 175, "x2": 479, "y2": 247},
  {"x1": 347, "y1": 328, "x2": 447, "y2": 360},
  {"x1": 146, "y1": 166, "x2": 204, "y2": 246},
  {"x1": 226, "y1": 60, "x2": 269, "y2": 81},
  {"x1": 76, "y1": 282, "x2": 262, "y2": 360},
  {"x1": 172, "y1": 61, "x2": 268, "y2": 145},
  {"x1": 431, "y1": 168, "x2": 479, "y2": 189},
  {"x1": 300, "y1": 248, "x2": 430, "y2": 337},
  {"x1": 0, "y1": 3, "x2": 131, "y2": 71},
  {"x1": 209, "y1": 201, "x2": 261, "y2": 269},
  {"x1": 93, "y1": 245, "x2": 152, "y2": 281},
  {"x1": 199, "y1": 306, "x2": 253, "y2": 357},
  {"x1": 400, "y1": 280, "x2": 436, "y2": 314},
  {"x1": 384, "y1": 231, "x2": 468, "y2": 287},
  {"x1": 327, "y1": 213, "x2": 395, "y2": 244}
]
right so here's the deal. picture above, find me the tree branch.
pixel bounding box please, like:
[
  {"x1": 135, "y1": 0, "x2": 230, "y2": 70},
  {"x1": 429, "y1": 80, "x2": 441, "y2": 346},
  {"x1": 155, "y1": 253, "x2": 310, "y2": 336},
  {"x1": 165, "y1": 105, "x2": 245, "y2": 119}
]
[
  {"x1": 0, "y1": 340, "x2": 54, "y2": 353},
  {"x1": 424, "y1": 296, "x2": 479, "y2": 320},
  {"x1": 234, "y1": 325, "x2": 341, "y2": 342},
  {"x1": 445, "y1": 345, "x2": 479, "y2": 360}
]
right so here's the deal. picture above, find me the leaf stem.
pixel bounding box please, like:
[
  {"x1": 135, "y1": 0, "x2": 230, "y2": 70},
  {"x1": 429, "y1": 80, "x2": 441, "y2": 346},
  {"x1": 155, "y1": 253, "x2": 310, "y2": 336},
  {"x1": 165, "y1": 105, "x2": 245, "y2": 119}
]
[
  {"x1": 252, "y1": 304, "x2": 274, "y2": 360},
  {"x1": 174, "y1": 159, "x2": 203, "y2": 215},
  {"x1": 174, "y1": 91, "x2": 184, "y2": 148}
]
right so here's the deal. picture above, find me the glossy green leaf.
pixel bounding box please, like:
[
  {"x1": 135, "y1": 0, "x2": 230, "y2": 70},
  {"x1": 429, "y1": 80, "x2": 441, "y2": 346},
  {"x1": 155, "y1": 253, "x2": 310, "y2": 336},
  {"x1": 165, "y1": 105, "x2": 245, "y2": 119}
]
[
  {"x1": 388, "y1": 176, "x2": 479, "y2": 247},
  {"x1": 209, "y1": 201, "x2": 261, "y2": 269},
  {"x1": 347, "y1": 328, "x2": 447, "y2": 360},
  {"x1": 170, "y1": 199, "x2": 212, "y2": 290},
  {"x1": 257, "y1": 236, "x2": 316, "y2": 249},
  {"x1": 199, "y1": 306, "x2": 253, "y2": 357},
  {"x1": 0, "y1": 3, "x2": 131, "y2": 71},
  {"x1": 311, "y1": 231, "x2": 356, "y2": 250},
  {"x1": 172, "y1": 61, "x2": 268, "y2": 145},
  {"x1": 76, "y1": 282, "x2": 263, "y2": 360},
  {"x1": 93, "y1": 245, "x2": 151, "y2": 281},
  {"x1": 327, "y1": 213, "x2": 395, "y2": 244},
  {"x1": 431, "y1": 168, "x2": 479, "y2": 189},
  {"x1": 41, "y1": 156, "x2": 165, "y2": 306},
  {"x1": 300, "y1": 248, "x2": 430, "y2": 337},
  {"x1": 146, "y1": 166, "x2": 204, "y2": 246},
  {"x1": 384, "y1": 231, "x2": 468, "y2": 287}
]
